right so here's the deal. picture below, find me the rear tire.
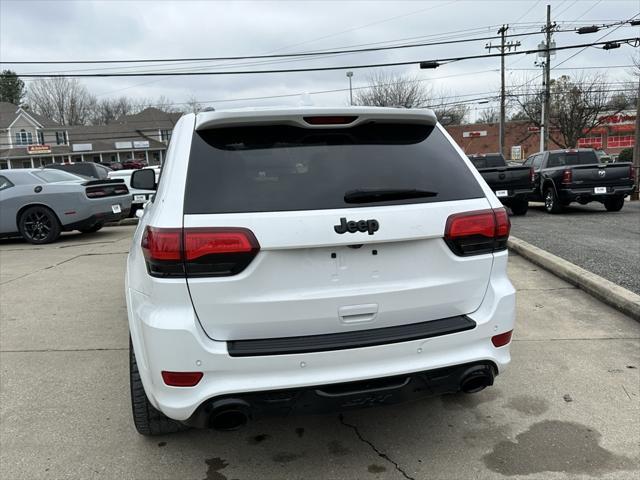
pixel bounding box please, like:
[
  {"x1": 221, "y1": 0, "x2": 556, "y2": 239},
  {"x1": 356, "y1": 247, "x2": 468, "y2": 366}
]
[
  {"x1": 79, "y1": 223, "x2": 103, "y2": 234},
  {"x1": 544, "y1": 188, "x2": 562, "y2": 214},
  {"x1": 604, "y1": 196, "x2": 625, "y2": 212},
  {"x1": 18, "y1": 206, "x2": 61, "y2": 244},
  {"x1": 130, "y1": 337, "x2": 188, "y2": 436},
  {"x1": 509, "y1": 198, "x2": 529, "y2": 216}
]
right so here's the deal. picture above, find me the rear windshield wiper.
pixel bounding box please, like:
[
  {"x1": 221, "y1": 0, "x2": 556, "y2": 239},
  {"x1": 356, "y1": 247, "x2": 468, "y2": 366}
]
[{"x1": 344, "y1": 188, "x2": 438, "y2": 204}]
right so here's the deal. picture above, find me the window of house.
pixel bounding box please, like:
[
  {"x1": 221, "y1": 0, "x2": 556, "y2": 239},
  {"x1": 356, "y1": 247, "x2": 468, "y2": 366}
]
[
  {"x1": 55, "y1": 131, "x2": 68, "y2": 145},
  {"x1": 160, "y1": 129, "x2": 172, "y2": 142},
  {"x1": 15, "y1": 129, "x2": 33, "y2": 146},
  {"x1": 37, "y1": 131, "x2": 44, "y2": 145}
]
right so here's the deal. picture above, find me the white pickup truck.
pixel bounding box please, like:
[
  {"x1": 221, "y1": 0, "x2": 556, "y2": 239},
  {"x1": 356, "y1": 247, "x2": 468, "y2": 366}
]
[{"x1": 108, "y1": 167, "x2": 160, "y2": 217}]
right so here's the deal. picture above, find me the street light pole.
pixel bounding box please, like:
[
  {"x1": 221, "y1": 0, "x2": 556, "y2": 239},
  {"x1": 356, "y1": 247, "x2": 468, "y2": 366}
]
[{"x1": 346, "y1": 71, "x2": 353, "y2": 106}]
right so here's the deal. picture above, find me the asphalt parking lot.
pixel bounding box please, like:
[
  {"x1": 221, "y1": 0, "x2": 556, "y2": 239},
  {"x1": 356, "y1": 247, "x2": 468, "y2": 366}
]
[
  {"x1": 1, "y1": 225, "x2": 639, "y2": 480},
  {"x1": 510, "y1": 201, "x2": 640, "y2": 294}
]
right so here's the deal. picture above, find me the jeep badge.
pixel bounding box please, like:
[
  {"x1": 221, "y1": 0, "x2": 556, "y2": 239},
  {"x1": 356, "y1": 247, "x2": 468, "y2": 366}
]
[{"x1": 334, "y1": 217, "x2": 379, "y2": 235}]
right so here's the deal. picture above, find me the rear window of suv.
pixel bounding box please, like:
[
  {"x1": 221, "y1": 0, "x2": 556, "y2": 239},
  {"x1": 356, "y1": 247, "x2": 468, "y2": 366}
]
[
  {"x1": 547, "y1": 151, "x2": 598, "y2": 167},
  {"x1": 184, "y1": 122, "x2": 484, "y2": 214},
  {"x1": 468, "y1": 155, "x2": 506, "y2": 169}
]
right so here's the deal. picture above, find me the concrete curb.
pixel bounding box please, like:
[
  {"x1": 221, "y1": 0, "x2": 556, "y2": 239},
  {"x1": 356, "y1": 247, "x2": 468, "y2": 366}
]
[{"x1": 508, "y1": 236, "x2": 640, "y2": 321}]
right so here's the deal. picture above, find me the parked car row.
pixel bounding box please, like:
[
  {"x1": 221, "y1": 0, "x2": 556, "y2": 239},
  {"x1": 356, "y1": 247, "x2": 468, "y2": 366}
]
[
  {"x1": 45, "y1": 160, "x2": 148, "y2": 180},
  {"x1": 468, "y1": 148, "x2": 635, "y2": 215},
  {"x1": 0, "y1": 169, "x2": 132, "y2": 244}
]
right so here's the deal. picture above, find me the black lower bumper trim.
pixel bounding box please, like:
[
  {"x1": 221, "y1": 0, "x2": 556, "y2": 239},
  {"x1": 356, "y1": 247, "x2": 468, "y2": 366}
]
[
  {"x1": 63, "y1": 210, "x2": 130, "y2": 231},
  {"x1": 183, "y1": 361, "x2": 497, "y2": 428},
  {"x1": 227, "y1": 315, "x2": 476, "y2": 357}
]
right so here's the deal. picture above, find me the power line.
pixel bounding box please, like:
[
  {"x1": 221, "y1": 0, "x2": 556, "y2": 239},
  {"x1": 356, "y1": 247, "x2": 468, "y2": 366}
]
[
  {"x1": 2, "y1": 20, "x2": 632, "y2": 67},
  {"x1": 12, "y1": 37, "x2": 639, "y2": 78},
  {"x1": 509, "y1": 63, "x2": 635, "y2": 70}
]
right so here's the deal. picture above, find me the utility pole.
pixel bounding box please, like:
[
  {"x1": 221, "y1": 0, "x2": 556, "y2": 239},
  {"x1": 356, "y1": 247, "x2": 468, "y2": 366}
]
[
  {"x1": 486, "y1": 26, "x2": 520, "y2": 157},
  {"x1": 346, "y1": 71, "x2": 354, "y2": 106},
  {"x1": 543, "y1": 4, "x2": 553, "y2": 151},
  {"x1": 632, "y1": 75, "x2": 639, "y2": 201}
]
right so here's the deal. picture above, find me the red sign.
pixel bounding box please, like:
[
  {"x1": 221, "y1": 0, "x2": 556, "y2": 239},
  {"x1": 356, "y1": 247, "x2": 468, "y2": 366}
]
[
  {"x1": 597, "y1": 113, "x2": 636, "y2": 125},
  {"x1": 463, "y1": 130, "x2": 487, "y2": 138},
  {"x1": 27, "y1": 145, "x2": 51, "y2": 154}
]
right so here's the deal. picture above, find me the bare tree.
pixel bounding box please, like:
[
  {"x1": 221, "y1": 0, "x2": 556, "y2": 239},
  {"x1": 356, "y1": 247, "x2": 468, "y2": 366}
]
[
  {"x1": 184, "y1": 95, "x2": 204, "y2": 114},
  {"x1": 90, "y1": 96, "x2": 135, "y2": 125},
  {"x1": 354, "y1": 72, "x2": 468, "y2": 124},
  {"x1": 476, "y1": 107, "x2": 499, "y2": 124},
  {"x1": 511, "y1": 74, "x2": 620, "y2": 148},
  {"x1": 135, "y1": 95, "x2": 180, "y2": 113},
  {"x1": 27, "y1": 78, "x2": 96, "y2": 125},
  {"x1": 354, "y1": 72, "x2": 430, "y2": 109}
]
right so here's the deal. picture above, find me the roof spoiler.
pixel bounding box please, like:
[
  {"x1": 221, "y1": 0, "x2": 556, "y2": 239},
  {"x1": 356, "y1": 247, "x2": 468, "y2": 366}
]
[
  {"x1": 82, "y1": 178, "x2": 125, "y2": 186},
  {"x1": 195, "y1": 108, "x2": 438, "y2": 131}
]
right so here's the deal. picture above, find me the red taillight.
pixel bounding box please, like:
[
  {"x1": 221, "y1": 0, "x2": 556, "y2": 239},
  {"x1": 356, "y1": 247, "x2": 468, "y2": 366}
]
[
  {"x1": 303, "y1": 115, "x2": 358, "y2": 125},
  {"x1": 86, "y1": 185, "x2": 129, "y2": 197},
  {"x1": 491, "y1": 330, "x2": 513, "y2": 347},
  {"x1": 142, "y1": 227, "x2": 182, "y2": 261},
  {"x1": 529, "y1": 167, "x2": 535, "y2": 183},
  {"x1": 141, "y1": 226, "x2": 260, "y2": 278},
  {"x1": 161, "y1": 371, "x2": 203, "y2": 387},
  {"x1": 444, "y1": 208, "x2": 510, "y2": 256},
  {"x1": 86, "y1": 187, "x2": 107, "y2": 198},
  {"x1": 630, "y1": 165, "x2": 636, "y2": 182},
  {"x1": 561, "y1": 169, "x2": 572, "y2": 184},
  {"x1": 184, "y1": 229, "x2": 256, "y2": 261},
  {"x1": 494, "y1": 208, "x2": 510, "y2": 238}
]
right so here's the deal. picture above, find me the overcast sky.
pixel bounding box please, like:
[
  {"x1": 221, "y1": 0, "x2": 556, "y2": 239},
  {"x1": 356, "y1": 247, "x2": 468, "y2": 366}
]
[{"x1": 1, "y1": 0, "x2": 638, "y2": 117}]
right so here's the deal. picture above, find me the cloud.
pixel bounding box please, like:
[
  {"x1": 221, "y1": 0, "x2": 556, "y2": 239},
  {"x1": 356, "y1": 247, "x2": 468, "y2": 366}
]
[{"x1": 1, "y1": 0, "x2": 636, "y2": 110}]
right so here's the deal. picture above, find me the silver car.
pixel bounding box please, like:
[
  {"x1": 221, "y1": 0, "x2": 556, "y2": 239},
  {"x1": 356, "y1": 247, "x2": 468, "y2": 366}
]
[{"x1": 0, "y1": 168, "x2": 132, "y2": 244}]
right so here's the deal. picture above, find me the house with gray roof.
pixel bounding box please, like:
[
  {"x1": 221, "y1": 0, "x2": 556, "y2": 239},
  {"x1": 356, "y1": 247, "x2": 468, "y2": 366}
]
[{"x1": 0, "y1": 103, "x2": 181, "y2": 169}]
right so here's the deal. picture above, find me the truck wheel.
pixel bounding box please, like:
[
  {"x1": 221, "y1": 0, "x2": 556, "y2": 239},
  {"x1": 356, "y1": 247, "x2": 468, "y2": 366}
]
[
  {"x1": 604, "y1": 196, "x2": 625, "y2": 212},
  {"x1": 18, "y1": 206, "x2": 61, "y2": 244},
  {"x1": 79, "y1": 223, "x2": 103, "y2": 234},
  {"x1": 544, "y1": 188, "x2": 562, "y2": 214},
  {"x1": 130, "y1": 337, "x2": 188, "y2": 436},
  {"x1": 510, "y1": 198, "x2": 529, "y2": 216}
]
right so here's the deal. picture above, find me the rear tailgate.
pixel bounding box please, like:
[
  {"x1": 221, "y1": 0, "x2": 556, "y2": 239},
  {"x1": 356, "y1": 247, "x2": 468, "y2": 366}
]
[
  {"x1": 479, "y1": 166, "x2": 532, "y2": 191},
  {"x1": 182, "y1": 118, "x2": 494, "y2": 341},
  {"x1": 569, "y1": 163, "x2": 633, "y2": 189}
]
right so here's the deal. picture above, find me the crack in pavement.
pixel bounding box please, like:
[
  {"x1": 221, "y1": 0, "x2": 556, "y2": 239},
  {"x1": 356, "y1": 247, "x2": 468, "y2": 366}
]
[
  {"x1": 515, "y1": 287, "x2": 578, "y2": 291},
  {"x1": 0, "y1": 251, "x2": 128, "y2": 286},
  {"x1": 339, "y1": 414, "x2": 416, "y2": 480},
  {"x1": 0, "y1": 235, "x2": 132, "y2": 252},
  {"x1": 1, "y1": 347, "x2": 128, "y2": 353}
]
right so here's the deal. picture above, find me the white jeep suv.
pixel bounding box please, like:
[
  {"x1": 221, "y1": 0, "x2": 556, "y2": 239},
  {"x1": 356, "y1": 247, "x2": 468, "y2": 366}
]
[{"x1": 126, "y1": 107, "x2": 515, "y2": 435}]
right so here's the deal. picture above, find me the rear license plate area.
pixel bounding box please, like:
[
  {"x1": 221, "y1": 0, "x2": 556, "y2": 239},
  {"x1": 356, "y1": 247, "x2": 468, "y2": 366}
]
[
  {"x1": 594, "y1": 187, "x2": 607, "y2": 194},
  {"x1": 495, "y1": 190, "x2": 508, "y2": 197}
]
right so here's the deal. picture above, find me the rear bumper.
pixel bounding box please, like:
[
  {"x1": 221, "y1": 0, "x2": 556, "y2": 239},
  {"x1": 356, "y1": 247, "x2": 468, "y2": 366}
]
[
  {"x1": 127, "y1": 252, "x2": 515, "y2": 422},
  {"x1": 559, "y1": 185, "x2": 634, "y2": 202},
  {"x1": 183, "y1": 361, "x2": 496, "y2": 428},
  {"x1": 495, "y1": 188, "x2": 533, "y2": 202},
  {"x1": 63, "y1": 208, "x2": 131, "y2": 230}
]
